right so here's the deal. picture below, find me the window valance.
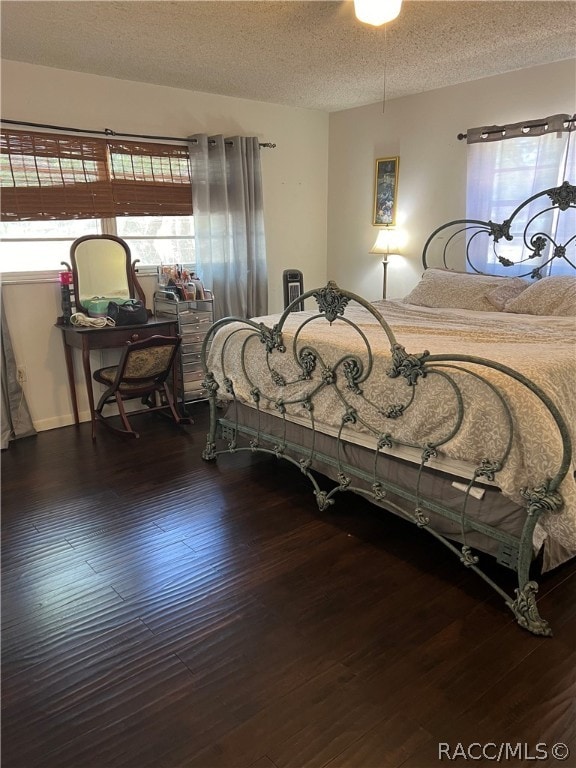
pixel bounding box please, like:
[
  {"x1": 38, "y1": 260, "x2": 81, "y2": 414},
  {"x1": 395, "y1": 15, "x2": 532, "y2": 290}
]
[{"x1": 466, "y1": 113, "x2": 575, "y2": 144}]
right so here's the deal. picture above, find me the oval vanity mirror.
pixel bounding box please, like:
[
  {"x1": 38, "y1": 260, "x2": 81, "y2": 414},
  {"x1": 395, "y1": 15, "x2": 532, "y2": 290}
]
[{"x1": 70, "y1": 235, "x2": 145, "y2": 315}]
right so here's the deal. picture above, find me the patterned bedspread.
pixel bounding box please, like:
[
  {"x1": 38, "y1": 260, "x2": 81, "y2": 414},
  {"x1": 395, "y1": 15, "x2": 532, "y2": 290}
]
[{"x1": 207, "y1": 298, "x2": 576, "y2": 564}]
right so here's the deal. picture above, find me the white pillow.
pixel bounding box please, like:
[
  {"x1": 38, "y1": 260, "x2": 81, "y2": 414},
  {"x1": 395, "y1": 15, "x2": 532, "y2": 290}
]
[
  {"x1": 504, "y1": 276, "x2": 576, "y2": 316},
  {"x1": 403, "y1": 269, "x2": 528, "y2": 312}
]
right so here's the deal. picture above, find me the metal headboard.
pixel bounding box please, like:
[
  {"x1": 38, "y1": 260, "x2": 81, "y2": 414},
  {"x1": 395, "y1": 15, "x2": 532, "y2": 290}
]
[{"x1": 422, "y1": 181, "x2": 576, "y2": 278}]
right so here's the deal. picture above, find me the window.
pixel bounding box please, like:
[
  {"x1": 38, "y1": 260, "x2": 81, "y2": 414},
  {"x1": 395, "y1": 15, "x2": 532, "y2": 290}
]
[
  {"x1": 465, "y1": 113, "x2": 575, "y2": 276},
  {"x1": 116, "y1": 215, "x2": 195, "y2": 267},
  {"x1": 0, "y1": 128, "x2": 194, "y2": 276},
  {"x1": 0, "y1": 218, "x2": 101, "y2": 272}
]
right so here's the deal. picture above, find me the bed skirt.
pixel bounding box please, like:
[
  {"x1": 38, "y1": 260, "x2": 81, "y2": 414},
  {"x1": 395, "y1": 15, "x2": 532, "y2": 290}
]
[{"x1": 218, "y1": 402, "x2": 554, "y2": 568}]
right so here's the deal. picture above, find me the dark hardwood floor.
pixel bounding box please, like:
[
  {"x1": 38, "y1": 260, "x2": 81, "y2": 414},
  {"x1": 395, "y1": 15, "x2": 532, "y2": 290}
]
[{"x1": 2, "y1": 405, "x2": 575, "y2": 768}]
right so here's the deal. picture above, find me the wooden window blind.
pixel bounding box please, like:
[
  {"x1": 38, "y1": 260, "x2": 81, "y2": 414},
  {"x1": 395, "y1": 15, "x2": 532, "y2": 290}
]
[
  {"x1": 108, "y1": 140, "x2": 192, "y2": 216},
  {"x1": 1, "y1": 129, "x2": 114, "y2": 221},
  {"x1": 1, "y1": 129, "x2": 193, "y2": 222}
]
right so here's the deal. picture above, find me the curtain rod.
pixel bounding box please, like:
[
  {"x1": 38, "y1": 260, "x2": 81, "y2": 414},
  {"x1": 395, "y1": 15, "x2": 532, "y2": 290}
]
[
  {"x1": 0, "y1": 118, "x2": 277, "y2": 148},
  {"x1": 457, "y1": 116, "x2": 576, "y2": 140}
]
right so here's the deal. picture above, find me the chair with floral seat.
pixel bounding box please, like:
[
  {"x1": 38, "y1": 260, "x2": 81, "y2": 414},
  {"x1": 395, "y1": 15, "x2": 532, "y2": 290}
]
[{"x1": 93, "y1": 335, "x2": 182, "y2": 438}]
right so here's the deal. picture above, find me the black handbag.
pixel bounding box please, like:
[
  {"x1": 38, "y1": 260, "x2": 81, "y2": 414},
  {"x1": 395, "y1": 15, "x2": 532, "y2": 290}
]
[{"x1": 107, "y1": 299, "x2": 148, "y2": 326}]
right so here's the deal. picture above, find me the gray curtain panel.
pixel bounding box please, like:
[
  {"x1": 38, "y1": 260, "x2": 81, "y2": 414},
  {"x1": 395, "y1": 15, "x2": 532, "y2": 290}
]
[
  {"x1": 188, "y1": 134, "x2": 268, "y2": 320},
  {"x1": 1, "y1": 298, "x2": 36, "y2": 449}
]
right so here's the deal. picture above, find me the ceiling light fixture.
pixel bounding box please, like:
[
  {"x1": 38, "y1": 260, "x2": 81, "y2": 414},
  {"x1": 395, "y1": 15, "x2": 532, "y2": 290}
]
[{"x1": 353, "y1": 0, "x2": 402, "y2": 26}]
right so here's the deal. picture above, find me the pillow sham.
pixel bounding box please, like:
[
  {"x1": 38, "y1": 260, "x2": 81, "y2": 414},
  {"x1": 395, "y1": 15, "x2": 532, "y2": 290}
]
[
  {"x1": 503, "y1": 276, "x2": 576, "y2": 316},
  {"x1": 485, "y1": 277, "x2": 530, "y2": 310},
  {"x1": 403, "y1": 268, "x2": 528, "y2": 312}
]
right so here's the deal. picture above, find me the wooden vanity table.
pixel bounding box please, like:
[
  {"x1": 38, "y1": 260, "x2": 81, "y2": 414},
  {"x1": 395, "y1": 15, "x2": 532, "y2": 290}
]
[
  {"x1": 58, "y1": 318, "x2": 178, "y2": 437},
  {"x1": 59, "y1": 234, "x2": 180, "y2": 438}
]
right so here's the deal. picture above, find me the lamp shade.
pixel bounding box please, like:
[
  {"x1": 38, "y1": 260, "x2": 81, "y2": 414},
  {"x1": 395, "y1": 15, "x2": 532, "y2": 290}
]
[
  {"x1": 354, "y1": 0, "x2": 402, "y2": 26},
  {"x1": 370, "y1": 228, "x2": 401, "y2": 255}
]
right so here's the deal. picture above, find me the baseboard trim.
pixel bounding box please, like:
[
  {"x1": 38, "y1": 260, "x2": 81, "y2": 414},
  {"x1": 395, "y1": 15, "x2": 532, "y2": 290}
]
[{"x1": 33, "y1": 412, "x2": 92, "y2": 432}]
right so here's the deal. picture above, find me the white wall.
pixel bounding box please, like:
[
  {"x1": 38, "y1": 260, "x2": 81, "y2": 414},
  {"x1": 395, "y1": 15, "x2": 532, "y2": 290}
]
[
  {"x1": 328, "y1": 59, "x2": 576, "y2": 301},
  {"x1": 1, "y1": 60, "x2": 329, "y2": 430}
]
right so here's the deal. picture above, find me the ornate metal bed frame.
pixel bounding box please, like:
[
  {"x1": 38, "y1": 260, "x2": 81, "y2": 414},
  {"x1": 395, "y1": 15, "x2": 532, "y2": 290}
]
[
  {"x1": 200, "y1": 182, "x2": 575, "y2": 637},
  {"x1": 422, "y1": 180, "x2": 575, "y2": 275}
]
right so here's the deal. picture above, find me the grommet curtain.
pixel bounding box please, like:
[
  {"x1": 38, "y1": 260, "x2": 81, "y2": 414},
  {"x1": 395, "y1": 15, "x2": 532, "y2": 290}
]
[{"x1": 188, "y1": 134, "x2": 268, "y2": 320}]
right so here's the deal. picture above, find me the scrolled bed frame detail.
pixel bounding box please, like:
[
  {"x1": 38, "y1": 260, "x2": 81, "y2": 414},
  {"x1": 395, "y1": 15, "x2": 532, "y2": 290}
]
[
  {"x1": 422, "y1": 181, "x2": 575, "y2": 277},
  {"x1": 200, "y1": 181, "x2": 575, "y2": 637}
]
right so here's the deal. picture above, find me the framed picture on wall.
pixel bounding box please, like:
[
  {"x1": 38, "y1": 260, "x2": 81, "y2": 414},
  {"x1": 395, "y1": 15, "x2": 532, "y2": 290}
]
[{"x1": 373, "y1": 156, "x2": 399, "y2": 226}]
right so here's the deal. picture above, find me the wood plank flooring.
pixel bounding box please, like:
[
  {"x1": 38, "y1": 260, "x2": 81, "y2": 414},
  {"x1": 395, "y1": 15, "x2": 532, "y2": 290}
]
[{"x1": 2, "y1": 405, "x2": 575, "y2": 768}]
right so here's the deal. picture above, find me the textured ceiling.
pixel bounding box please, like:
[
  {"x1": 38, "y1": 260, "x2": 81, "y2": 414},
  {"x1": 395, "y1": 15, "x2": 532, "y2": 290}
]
[{"x1": 1, "y1": 0, "x2": 575, "y2": 112}]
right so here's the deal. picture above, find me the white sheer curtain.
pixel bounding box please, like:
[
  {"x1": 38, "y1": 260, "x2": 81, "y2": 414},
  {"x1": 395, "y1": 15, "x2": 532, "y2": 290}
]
[
  {"x1": 188, "y1": 134, "x2": 268, "y2": 319},
  {"x1": 466, "y1": 113, "x2": 575, "y2": 276}
]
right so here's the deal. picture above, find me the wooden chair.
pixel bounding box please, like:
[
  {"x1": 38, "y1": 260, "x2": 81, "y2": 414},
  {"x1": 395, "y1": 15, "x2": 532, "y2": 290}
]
[{"x1": 93, "y1": 335, "x2": 182, "y2": 438}]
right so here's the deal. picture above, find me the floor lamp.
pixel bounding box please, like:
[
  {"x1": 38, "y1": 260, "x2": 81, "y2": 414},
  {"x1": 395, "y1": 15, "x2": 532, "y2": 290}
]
[{"x1": 370, "y1": 227, "x2": 400, "y2": 299}]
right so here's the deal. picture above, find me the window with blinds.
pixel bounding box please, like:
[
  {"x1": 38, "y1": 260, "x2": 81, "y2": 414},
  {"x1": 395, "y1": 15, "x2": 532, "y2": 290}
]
[
  {"x1": 1, "y1": 129, "x2": 193, "y2": 221},
  {"x1": 0, "y1": 128, "x2": 195, "y2": 274}
]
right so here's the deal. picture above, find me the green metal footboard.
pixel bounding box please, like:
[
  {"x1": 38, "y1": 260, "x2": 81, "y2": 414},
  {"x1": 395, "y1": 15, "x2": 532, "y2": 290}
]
[{"x1": 200, "y1": 283, "x2": 572, "y2": 637}]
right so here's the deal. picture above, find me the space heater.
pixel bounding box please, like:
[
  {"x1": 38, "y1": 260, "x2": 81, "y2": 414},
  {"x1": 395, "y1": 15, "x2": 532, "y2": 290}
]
[{"x1": 282, "y1": 269, "x2": 304, "y2": 311}]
